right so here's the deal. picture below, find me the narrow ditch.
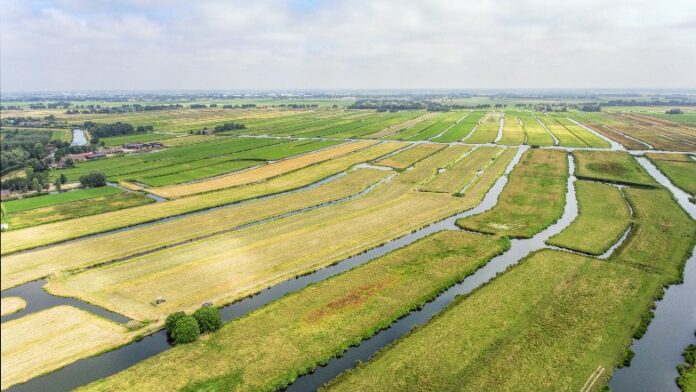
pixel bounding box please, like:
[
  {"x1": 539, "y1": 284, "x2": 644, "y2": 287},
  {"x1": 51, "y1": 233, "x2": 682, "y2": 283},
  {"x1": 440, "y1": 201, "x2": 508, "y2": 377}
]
[
  {"x1": 4, "y1": 147, "x2": 528, "y2": 392},
  {"x1": 283, "y1": 152, "x2": 578, "y2": 391},
  {"x1": 609, "y1": 156, "x2": 696, "y2": 392}
]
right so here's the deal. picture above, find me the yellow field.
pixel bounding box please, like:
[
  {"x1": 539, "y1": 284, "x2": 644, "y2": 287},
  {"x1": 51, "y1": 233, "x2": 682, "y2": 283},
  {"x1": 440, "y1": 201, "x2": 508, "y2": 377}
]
[
  {"x1": 1, "y1": 142, "x2": 405, "y2": 255},
  {"x1": 420, "y1": 146, "x2": 501, "y2": 193},
  {"x1": 45, "y1": 146, "x2": 511, "y2": 321},
  {"x1": 499, "y1": 114, "x2": 526, "y2": 145},
  {"x1": 149, "y1": 140, "x2": 377, "y2": 198},
  {"x1": 1, "y1": 297, "x2": 26, "y2": 316},
  {"x1": 1, "y1": 306, "x2": 129, "y2": 390},
  {"x1": 1, "y1": 169, "x2": 390, "y2": 290},
  {"x1": 374, "y1": 143, "x2": 445, "y2": 169},
  {"x1": 366, "y1": 112, "x2": 438, "y2": 138}
]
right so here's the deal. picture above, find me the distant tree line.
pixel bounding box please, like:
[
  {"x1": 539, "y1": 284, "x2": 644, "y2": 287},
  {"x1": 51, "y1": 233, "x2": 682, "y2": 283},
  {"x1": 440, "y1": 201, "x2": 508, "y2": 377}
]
[
  {"x1": 66, "y1": 104, "x2": 183, "y2": 115},
  {"x1": 213, "y1": 122, "x2": 246, "y2": 132},
  {"x1": 665, "y1": 108, "x2": 683, "y2": 115}
]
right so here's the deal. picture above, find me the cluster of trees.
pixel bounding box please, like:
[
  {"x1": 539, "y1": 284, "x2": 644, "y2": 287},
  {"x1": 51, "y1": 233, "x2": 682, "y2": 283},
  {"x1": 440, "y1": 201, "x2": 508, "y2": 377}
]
[
  {"x1": 66, "y1": 104, "x2": 183, "y2": 115},
  {"x1": 1, "y1": 115, "x2": 65, "y2": 128},
  {"x1": 580, "y1": 104, "x2": 602, "y2": 112},
  {"x1": 222, "y1": 103, "x2": 257, "y2": 109},
  {"x1": 82, "y1": 122, "x2": 153, "y2": 138},
  {"x1": 1, "y1": 168, "x2": 52, "y2": 192},
  {"x1": 666, "y1": 108, "x2": 683, "y2": 115},
  {"x1": 165, "y1": 306, "x2": 222, "y2": 345},
  {"x1": 79, "y1": 170, "x2": 107, "y2": 187},
  {"x1": 0, "y1": 130, "x2": 55, "y2": 175},
  {"x1": 604, "y1": 99, "x2": 696, "y2": 107},
  {"x1": 213, "y1": 122, "x2": 246, "y2": 132}
]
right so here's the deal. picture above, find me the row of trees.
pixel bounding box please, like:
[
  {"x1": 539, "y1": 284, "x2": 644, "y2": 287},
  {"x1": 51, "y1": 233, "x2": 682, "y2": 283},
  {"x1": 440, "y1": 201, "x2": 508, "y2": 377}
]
[{"x1": 81, "y1": 122, "x2": 153, "y2": 138}]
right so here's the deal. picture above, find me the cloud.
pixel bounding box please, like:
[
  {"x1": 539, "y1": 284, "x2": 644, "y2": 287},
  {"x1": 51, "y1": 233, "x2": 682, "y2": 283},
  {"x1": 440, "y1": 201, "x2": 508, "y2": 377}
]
[{"x1": 1, "y1": 0, "x2": 695, "y2": 91}]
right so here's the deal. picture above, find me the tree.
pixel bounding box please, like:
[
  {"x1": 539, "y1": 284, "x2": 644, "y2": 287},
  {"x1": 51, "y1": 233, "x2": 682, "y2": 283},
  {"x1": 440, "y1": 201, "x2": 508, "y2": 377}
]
[
  {"x1": 193, "y1": 306, "x2": 222, "y2": 333},
  {"x1": 54, "y1": 178, "x2": 62, "y2": 192},
  {"x1": 31, "y1": 178, "x2": 41, "y2": 192},
  {"x1": 165, "y1": 311, "x2": 186, "y2": 336},
  {"x1": 172, "y1": 315, "x2": 200, "y2": 344},
  {"x1": 59, "y1": 174, "x2": 68, "y2": 184},
  {"x1": 79, "y1": 170, "x2": 107, "y2": 187},
  {"x1": 64, "y1": 157, "x2": 75, "y2": 168}
]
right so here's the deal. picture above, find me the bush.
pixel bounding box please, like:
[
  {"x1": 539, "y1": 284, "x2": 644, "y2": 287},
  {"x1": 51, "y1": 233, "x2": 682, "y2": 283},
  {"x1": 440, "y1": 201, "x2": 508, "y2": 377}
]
[
  {"x1": 79, "y1": 170, "x2": 106, "y2": 187},
  {"x1": 171, "y1": 315, "x2": 200, "y2": 344},
  {"x1": 193, "y1": 306, "x2": 222, "y2": 333}
]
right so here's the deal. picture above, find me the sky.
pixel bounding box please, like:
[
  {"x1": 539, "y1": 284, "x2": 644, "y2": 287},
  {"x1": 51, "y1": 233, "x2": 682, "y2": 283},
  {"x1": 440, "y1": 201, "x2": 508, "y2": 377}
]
[{"x1": 1, "y1": 0, "x2": 695, "y2": 92}]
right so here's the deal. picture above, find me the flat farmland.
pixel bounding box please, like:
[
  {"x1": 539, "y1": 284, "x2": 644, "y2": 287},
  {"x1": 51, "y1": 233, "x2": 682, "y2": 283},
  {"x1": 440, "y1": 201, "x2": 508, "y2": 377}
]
[
  {"x1": 573, "y1": 151, "x2": 656, "y2": 186},
  {"x1": 3, "y1": 190, "x2": 153, "y2": 230},
  {"x1": 1, "y1": 142, "x2": 404, "y2": 255},
  {"x1": 1, "y1": 306, "x2": 130, "y2": 390},
  {"x1": 537, "y1": 114, "x2": 587, "y2": 147},
  {"x1": 647, "y1": 153, "x2": 696, "y2": 195},
  {"x1": 457, "y1": 149, "x2": 568, "y2": 238},
  {"x1": 388, "y1": 111, "x2": 464, "y2": 141},
  {"x1": 149, "y1": 140, "x2": 376, "y2": 197},
  {"x1": 45, "y1": 147, "x2": 511, "y2": 320},
  {"x1": 323, "y1": 250, "x2": 659, "y2": 392},
  {"x1": 365, "y1": 112, "x2": 439, "y2": 138},
  {"x1": 431, "y1": 111, "x2": 485, "y2": 143},
  {"x1": 419, "y1": 146, "x2": 502, "y2": 194},
  {"x1": 374, "y1": 143, "x2": 445, "y2": 170},
  {"x1": 498, "y1": 113, "x2": 526, "y2": 145},
  {"x1": 100, "y1": 133, "x2": 176, "y2": 147},
  {"x1": 1, "y1": 168, "x2": 391, "y2": 290},
  {"x1": 465, "y1": 112, "x2": 501, "y2": 143},
  {"x1": 546, "y1": 181, "x2": 632, "y2": 254},
  {"x1": 520, "y1": 112, "x2": 556, "y2": 146},
  {"x1": 568, "y1": 112, "x2": 650, "y2": 150},
  {"x1": 79, "y1": 231, "x2": 508, "y2": 392}
]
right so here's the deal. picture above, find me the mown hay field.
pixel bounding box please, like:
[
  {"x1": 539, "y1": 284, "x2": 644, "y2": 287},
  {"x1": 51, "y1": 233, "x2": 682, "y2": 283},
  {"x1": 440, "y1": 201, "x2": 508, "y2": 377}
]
[
  {"x1": 1, "y1": 169, "x2": 390, "y2": 290},
  {"x1": 45, "y1": 146, "x2": 513, "y2": 320},
  {"x1": 1, "y1": 142, "x2": 405, "y2": 255},
  {"x1": 1, "y1": 306, "x2": 130, "y2": 390}
]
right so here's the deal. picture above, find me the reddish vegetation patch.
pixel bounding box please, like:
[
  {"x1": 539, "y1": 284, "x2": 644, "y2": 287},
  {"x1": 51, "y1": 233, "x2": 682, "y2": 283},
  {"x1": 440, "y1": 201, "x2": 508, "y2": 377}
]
[{"x1": 304, "y1": 280, "x2": 392, "y2": 323}]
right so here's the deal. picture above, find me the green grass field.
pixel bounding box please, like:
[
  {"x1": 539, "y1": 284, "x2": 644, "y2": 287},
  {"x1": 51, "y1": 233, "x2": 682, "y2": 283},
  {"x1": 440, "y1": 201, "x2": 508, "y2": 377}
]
[
  {"x1": 547, "y1": 181, "x2": 632, "y2": 254},
  {"x1": 4, "y1": 192, "x2": 154, "y2": 230},
  {"x1": 574, "y1": 151, "x2": 657, "y2": 186},
  {"x1": 457, "y1": 149, "x2": 568, "y2": 237},
  {"x1": 78, "y1": 231, "x2": 508, "y2": 392},
  {"x1": 465, "y1": 112, "x2": 501, "y2": 143},
  {"x1": 99, "y1": 133, "x2": 176, "y2": 147},
  {"x1": 323, "y1": 249, "x2": 659, "y2": 392},
  {"x1": 647, "y1": 153, "x2": 696, "y2": 196},
  {"x1": 431, "y1": 111, "x2": 485, "y2": 143},
  {"x1": 3, "y1": 187, "x2": 123, "y2": 213}
]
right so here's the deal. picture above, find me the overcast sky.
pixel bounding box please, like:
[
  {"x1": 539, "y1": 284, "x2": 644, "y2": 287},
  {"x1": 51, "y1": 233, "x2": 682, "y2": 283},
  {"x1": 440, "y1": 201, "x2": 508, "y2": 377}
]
[{"x1": 1, "y1": 0, "x2": 695, "y2": 92}]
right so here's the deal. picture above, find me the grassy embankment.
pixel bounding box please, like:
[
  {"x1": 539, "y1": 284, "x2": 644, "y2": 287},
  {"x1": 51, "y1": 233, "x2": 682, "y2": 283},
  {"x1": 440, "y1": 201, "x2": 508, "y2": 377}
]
[
  {"x1": 1, "y1": 141, "x2": 400, "y2": 255},
  {"x1": 1, "y1": 169, "x2": 391, "y2": 290},
  {"x1": 546, "y1": 181, "x2": 632, "y2": 255},
  {"x1": 1, "y1": 306, "x2": 131, "y2": 390},
  {"x1": 574, "y1": 150, "x2": 657, "y2": 187},
  {"x1": 678, "y1": 340, "x2": 696, "y2": 392},
  {"x1": 78, "y1": 231, "x2": 509, "y2": 392},
  {"x1": 456, "y1": 148, "x2": 568, "y2": 238}
]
